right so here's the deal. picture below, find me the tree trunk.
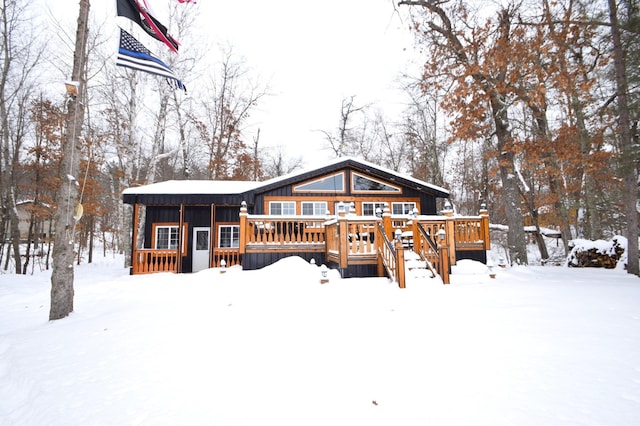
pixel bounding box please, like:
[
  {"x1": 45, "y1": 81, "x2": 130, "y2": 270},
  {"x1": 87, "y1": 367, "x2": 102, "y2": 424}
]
[
  {"x1": 88, "y1": 215, "x2": 93, "y2": 263},
  {"x1": 608, "y1": 0, "x2": 639, "y2": 276},
  {"x1": 50, "y1": 0, "x2": 90, "y2": 320},
  {"x1": 490, "y1": 95, "x2": 529, "y2": 265}
]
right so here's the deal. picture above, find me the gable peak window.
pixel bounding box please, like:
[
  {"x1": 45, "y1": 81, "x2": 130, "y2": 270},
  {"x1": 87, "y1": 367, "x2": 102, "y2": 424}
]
[
  {"x1": 293, "y1": 172, "x2": 345, "y2": 192},
  {"x1": 351, "y1": 172, "x2": 401, "y2": 193}
]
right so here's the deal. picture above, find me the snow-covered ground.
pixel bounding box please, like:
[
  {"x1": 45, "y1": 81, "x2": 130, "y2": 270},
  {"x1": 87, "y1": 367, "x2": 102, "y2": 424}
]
[{"x1": 1, "y1": 252, "x2": 640, "y2": 425}]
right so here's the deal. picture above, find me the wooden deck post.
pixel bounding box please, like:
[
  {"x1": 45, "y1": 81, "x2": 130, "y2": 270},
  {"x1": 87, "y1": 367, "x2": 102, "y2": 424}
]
[
  {"x1": 239, "y1": 201, "x2": 248, "y2": 255},
  {"x1": 444, "y1": 217, "x2": 456, "y2": 267},
  {"x1": 178, "y1": 204, "x2": 184, "y2": 273},
  {"x1": 210, "y1": 204, "x2": 216, "y2": 267},
  {"x1": 338, "y1": 209, "x2": 349, "y2": 270},
  {"x1": 382, "y1": 205, "x2": 392, "y2": 239},
  {"x1": 395, "y1": 238, "x2": 406, "y2": 288},
  {"x1": 376, "y1": 219, "x2": 384, "y2": 278},
  {"x1": 130, "y1": 202, "x2": 140, "y2": 274},
  {"x1": 439, "y1": 240, "x2": 450, "y2": 284},
  {"x1": 479, "y1": 204, "x2": 490, "y2": 251}
]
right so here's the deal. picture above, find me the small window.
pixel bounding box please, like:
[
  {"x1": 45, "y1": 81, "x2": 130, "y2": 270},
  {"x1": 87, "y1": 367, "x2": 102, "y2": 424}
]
[
  {"x1": 334, "y1": 201, "x2": 354, "y2": 214},
  {"x1": 218, "y1": 225, "x2": 240, "y2": 248},
  {"x1": 269, "y1": 201, "x2": 296, "y2": 215},
  {"x1": 195, "y1": 229, "x2": 209, "y2": 250},
  {"x1": 155, "y1": 225, "x2": 179, "y2": 250},
  {"x1": 152, "y1": 223, "x2": 188, "y2": 255},
  {"x1": 392, "y1": 202, "x2": 417, "y2": 215},
  {"x1": 302, "y1": 201, "x2": 328, "y2": 216},
  {"x1": 362, "y1": 202, "x2": 387, "y2": 216}
]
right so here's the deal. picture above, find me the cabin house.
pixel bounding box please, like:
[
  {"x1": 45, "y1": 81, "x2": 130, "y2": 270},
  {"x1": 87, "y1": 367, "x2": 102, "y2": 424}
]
[
  {"x1": 122, "y1": 157, "x2": 490, "y2": 286},
  {"x1": 16, "y1": 200, "x2": 52, "y2": 242}
]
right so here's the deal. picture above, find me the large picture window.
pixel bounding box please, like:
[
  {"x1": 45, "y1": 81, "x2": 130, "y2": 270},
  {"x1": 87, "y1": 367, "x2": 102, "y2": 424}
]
[
  {"x1": 218, "y1": 225, "x2": 240, "y2": 248},
  {"x1": 269, "y1": 201, "x2": 296, "y2": 215},
  {"x1": 302, "y1": 201, "x2": 328, "y2": 216}
]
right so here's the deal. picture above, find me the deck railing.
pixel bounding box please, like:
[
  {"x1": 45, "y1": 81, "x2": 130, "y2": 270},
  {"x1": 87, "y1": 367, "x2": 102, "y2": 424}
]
[
  {"x1": 324, "y1": 216, "x2": 379, "y2": 259},
  {"x1": 414, "y1": 223, "x2": 450, "y2": 284},
  {"x1": 376, "y1": 222, "x2": 406, "y2": 287},
  {"x1": 132, "y1": 249, "x2": 178, "y2": 274},
  {"x1": 240, "y1": 212, "x2": 327, "y2": 252},
  {"x1": 213, "y1": 248, "x2": 241, "y2": 267},
  {"x1": 237, "y1": 205, "x2": 489, "y2": 286}
]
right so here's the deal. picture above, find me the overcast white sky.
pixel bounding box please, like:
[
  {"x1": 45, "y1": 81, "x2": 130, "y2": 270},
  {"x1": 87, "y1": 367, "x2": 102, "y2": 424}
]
[
  {"x1": 196, "y1": 0, "x2": 419, "y2": 165},
  {"x1": 45, "y1": 0, "x2": 420, "y2": 167}
]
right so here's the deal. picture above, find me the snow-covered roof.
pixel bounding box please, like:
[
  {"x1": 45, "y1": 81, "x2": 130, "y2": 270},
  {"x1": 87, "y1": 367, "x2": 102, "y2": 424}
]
[
  {"x1": 255, "y1": 156, "x2": 450, "y2": 196},
  {"x1": 122, "y1": 156, "x2": 450, "y2": 198},
  {"x1": 122, "y1": 180, "x2": 261, "y2": 195}
]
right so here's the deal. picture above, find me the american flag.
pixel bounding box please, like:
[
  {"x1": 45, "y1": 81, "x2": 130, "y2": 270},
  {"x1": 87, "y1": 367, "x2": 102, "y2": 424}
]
[{"x1": 116, "y1": 29, "x2": 186, "y2": 92}]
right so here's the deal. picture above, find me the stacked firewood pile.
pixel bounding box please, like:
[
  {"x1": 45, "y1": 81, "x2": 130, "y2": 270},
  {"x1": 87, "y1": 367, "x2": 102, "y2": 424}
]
[{"x1": 566, "y1": 236, "x2": 626, "y2": 269}]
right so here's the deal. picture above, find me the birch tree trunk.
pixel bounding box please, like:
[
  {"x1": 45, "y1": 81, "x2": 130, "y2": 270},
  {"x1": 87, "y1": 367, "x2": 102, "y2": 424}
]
[{"x1": 50, "y1": 0, "x2": 90, "y2": 320}]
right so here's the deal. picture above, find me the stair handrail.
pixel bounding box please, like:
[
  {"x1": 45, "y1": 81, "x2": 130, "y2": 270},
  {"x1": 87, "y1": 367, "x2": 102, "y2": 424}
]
[
  {"x1": 376, "y1": 221, "x2": 397, "y2": 282},
  {"x1": 414, "y1": 223, "x2": 439, "y2": 278}
]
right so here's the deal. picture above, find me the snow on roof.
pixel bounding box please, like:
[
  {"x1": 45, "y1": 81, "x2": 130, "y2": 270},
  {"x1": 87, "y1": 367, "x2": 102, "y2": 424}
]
[
  {"x1": 257, "y1": 156, "x2": 450, "y2": 195},
  {"x1": 122, "y1": 157, "x2": 450, "y2": 196},
  {"x1": 122, "y1": 180, "x2": 261, "y2": 195}
]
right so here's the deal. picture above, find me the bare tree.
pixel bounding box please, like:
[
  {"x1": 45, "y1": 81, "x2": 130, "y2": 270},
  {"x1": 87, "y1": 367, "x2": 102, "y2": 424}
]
[
  {"x1": 321, "y1": 95, "x2": 370, "y2": 158},
  {"x1": 0, "y1": 0, "x2": 46, "y2": 273},
  {"x1": 261, "y1": 145, "x2": 303, "y2": 179},
  {"x1": 190, "y1": 45, "x2": 269, "y2": 180},
  {"x1": 400, "y1": 81, "x2": 447, "y2": 188}
]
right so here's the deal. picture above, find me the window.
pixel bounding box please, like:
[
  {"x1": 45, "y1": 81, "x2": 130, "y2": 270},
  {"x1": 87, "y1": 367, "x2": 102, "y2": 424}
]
[
  {"x1": 293, "y1": 173, "x2": 345, "y2": 192},
  {"x1": 269, "y1": 201, "x2": 296, "y2": 215},
  {"x1": 362, "y1": 202, "x2": 387, "y2": 216},
  {"x1": 302, "y1": 201, "x2": 328, "y2": 216},
  {"x1": 351, "y1": 172, "x2": 401, "y2": 193},
  {"x1": 195, "y1": 229, "x2": 209, "y2": 250},
  {"x1": 152, "y1": 223, "x2": 188, "y2": 255},
  {"x1": 218, "y1": 225, "x2": 240, "y2": 248},
  {"x1": 155, "y1": 225, "x2": 179, "y2": 250},
  {"x1": 392, "y1": 202, "x2": 417, "y2": 215},
  {"x1": 334, "y1": 201, "x2": 354, "y2": 214}
]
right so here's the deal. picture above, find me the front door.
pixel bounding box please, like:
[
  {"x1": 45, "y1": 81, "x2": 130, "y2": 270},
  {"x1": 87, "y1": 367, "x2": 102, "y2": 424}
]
[{"x1": 192, "y1": 227, "x2": 211, "y2": 272}]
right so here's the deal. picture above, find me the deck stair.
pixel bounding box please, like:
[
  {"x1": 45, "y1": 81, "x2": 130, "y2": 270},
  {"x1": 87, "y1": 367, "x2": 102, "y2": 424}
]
[{"x1": 404, "y1": 250, "x2": 437, "y2": 280}]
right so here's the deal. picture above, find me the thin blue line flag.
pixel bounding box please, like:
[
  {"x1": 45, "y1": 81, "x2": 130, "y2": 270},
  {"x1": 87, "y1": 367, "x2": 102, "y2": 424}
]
[{"x1": 116, "y1": 28, "x2": 186, "y2": 92}]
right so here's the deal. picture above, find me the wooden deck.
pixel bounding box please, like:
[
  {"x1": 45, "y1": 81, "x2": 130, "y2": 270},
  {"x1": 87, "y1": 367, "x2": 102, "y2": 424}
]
[{"x1": 131, "y1": 204, "x2": 490, "y2": 286}]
